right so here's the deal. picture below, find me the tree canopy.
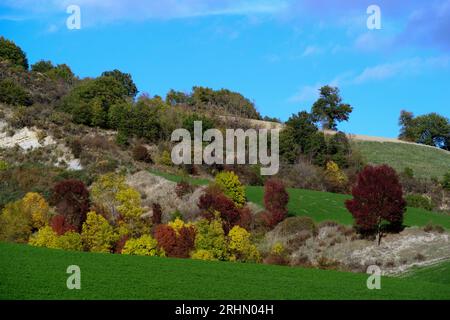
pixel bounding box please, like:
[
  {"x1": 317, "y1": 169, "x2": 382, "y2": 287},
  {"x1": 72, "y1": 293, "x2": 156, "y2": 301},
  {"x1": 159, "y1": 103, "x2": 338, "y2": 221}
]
[{"x1": 311, "y1": 85, "x2": 353, "y2": 130}]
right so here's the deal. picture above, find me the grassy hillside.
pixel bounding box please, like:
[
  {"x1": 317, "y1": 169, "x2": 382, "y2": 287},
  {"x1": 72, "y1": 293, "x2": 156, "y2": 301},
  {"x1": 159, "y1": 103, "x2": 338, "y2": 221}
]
[
  {"x1": 351, "y1": 140, "x2": 450, "y2": 180},
  {"x1": 150, "y1": 170, "x2": 450, "y2": 229},
  {"x1": 1, "y1": 242, "x2": 449, "y2": 300}
]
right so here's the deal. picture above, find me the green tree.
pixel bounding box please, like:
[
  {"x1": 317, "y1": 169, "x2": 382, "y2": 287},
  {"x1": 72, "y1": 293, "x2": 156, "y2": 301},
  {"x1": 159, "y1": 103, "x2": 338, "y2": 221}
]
[
  {"x1": 0, "y1": 37, "x2": 28, "y2": 69},
  {"x1": 286, "y1": 111, "x2": 318, "y2": 153},
  {"x1": 311, "y1": 86, "x2": 353, "y2": 130},
  {"x1": 399, "y1": 111, "x2": 450, "y2": 150},
  {"x1": 102, "y1": 69, "x2": 138, "y2": 98},
  {"x1": 31, "y1": 60, "x2": 54, "y2": 73}
]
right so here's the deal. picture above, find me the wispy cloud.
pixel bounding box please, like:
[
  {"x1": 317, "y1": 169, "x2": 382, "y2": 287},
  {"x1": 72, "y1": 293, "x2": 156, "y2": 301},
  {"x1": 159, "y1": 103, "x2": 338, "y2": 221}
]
[
  {"x1": 0, "y1": 0, "x2": 289, "y2": 24},
  {"x1": 288, "y1": 55, "x2": 450, "y2": 103}
]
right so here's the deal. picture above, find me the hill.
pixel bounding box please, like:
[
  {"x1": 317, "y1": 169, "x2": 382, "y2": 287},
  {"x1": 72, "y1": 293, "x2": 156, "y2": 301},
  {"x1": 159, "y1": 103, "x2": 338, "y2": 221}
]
[
  {"x1": 149, "y1": 170, "x2": 450, "y2": 229},
  {"x1": 1, "y1": 242, "x2": 449, "y2": 300},
  {"x1": 351, "y1": 140, "x2": 450, "y2": 180}
]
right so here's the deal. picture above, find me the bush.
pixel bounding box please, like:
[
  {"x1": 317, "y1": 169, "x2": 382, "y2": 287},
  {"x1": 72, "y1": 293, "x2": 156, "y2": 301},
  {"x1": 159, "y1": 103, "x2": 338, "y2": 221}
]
[
  {"x1": 132, "y1": 145, "x2": 152, "y2": 163},
  {"x1": 158, "y1": 150, "x2": 173, "y2": 166},
  {"x1": 0, "y1": 200, "x2": 33, "y2": 243},
  {"x1": 423, "y1": 222, "x2": 445, "y2": 234},
  {"x1": 275, "y1": 216, "x2": 317, "y2": 237},
  {"x1": 228, "y1": 226, "x2": 260, "y2": 263},
  {"x1": 324, "y1": 161, "x2": 348, "y2": 193},
  {"x1": 215, "y1": 171, "x2": 246, "y2": 207},
  {"x1": 406, "y1": 194, "x2": 434, "y2": 211},
  {"x1": 29, "y1": 226, "x2": 58, "y2": 248},
  {"x1": 345, "y1": 165, "x2": 406, "y2": 242},
  {"x1": 192, "y1": 215, "x2": 229, "y2": 261},
  {"x1": 154, "y1": 221, "x2": 196, "y2": 258},
  {"x1": 70, "y1": 138, "x2": 82, "y2": 159},
  {"x1": 52, "y1": 179, "x2": 90, "y2": 232},
  {"x1": 198, "y1": 186, "x2": 241, "y2": 233},
  {"x1": 0, "y1": 79, "x2": 32, "y2": 106},
  {"x1": 0, "y1": 37, "x2": 28, "y2": 69},
  {"x1": 262, "y1": 178, "x2": 289, "y2": 229},
  {"x1": 175, "y1": 180, "x2": 194, "y2": 198},
  {"x1": 0, "y1": 160, "x2": 9, "y2": 171},
  {"x1": 81, "y1": 211, "x2": 117, "y2": 253},
  {"x1": 56, "y1": 232, "x2": 83, "y2": 251},
  {"x1": 122, "y1": 235, "x2": 164, "y2": 256}
]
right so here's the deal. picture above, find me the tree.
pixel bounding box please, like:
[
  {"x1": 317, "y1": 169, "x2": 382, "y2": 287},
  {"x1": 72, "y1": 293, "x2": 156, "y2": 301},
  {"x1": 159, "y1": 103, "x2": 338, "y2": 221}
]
[
  {"x1": 398, "y1": 110, "x2": 450, "y2": 150},
  {"x1": 81, "y1": 211, "x2": 117, "y2": 253},
  {"x1": 154, "y1": 220, "x2": 196, "y2": 258},
  {"x1": 101, "y1": 69, "x2": 138, "y2": 98},
  {"x1": 311, "y1": 85, "x2": 353, "y2": 130},
  {"x1": 31, "y1": 60, "x2": 54, "y2": 73},
  {"x1": 214, "y1": 171, "x2": 246, "y2": 208},
  {"x1": 62, "y1": 76, "x2": 128, "y2": 128},
  {"x1": 286, "y1": 111, "x2": 318, "y2": 153},
  {"x1": 0, "y1": 37, "x2": 28, "y2": 69},
  {"x1": 51, "y1": 179, "x2": 90, "y2": 232},
  {"x1": 279, "y1": 126, "x2": 299, "y2": 164},
  {"x1": 262, "y1": 178, "x2": 289, "y2": 228},
  {"x1": 345, "y1": 165, "x2": 406, "y2": 244},
  {"x1": 0, "y1": 200, "x2": 33, "y2": 243}
]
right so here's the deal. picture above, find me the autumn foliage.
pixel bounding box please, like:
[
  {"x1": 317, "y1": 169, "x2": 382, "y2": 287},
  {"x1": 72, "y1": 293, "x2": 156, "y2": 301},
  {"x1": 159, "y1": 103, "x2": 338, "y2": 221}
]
[
  {"x1": 262, "y1": 178, "x2": 289, "y2": 228},
  {"x1": 154, "y1": 221, "x2": 196, "y2": 258},
  {"x1": 51, "y1": 179, "x2": 90, "y2": 232},
  {"x1": 50, "y1": 214, "x2": 76, "y2": 236},
  {"x1": 345, "y1": 165, "x2": 406, "y2": 239},
  {"x1": 198, "y1": 186, "x2": 241, "y2": 233}
]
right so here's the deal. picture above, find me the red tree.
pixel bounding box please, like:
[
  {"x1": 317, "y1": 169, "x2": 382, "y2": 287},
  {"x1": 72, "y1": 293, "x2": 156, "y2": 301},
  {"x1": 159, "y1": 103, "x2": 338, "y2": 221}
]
[
  {"x1": 198, "y1": 186, "x2": 241, "y2": 233},
  {"x1": 345, "y1": 165, "x2": 406, "y2": 244},
  {"x1": 51, "y1": 179, "x2": 90, "y2": 232},
  {"x1": 50, "y1": 214, "x2": 77, "y2": 236},
  {"x1": 262, "y1": 178, "x2": 289, "y2": 228},
  {"x1": 154, "y1": 224, "x2": 196, "y2": 258}
]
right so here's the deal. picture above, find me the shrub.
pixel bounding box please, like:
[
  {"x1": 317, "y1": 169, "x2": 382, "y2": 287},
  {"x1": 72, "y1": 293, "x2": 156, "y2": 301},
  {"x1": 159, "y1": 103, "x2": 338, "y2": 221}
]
[
  {"x1": 122, "y1": 235, "x2": 164, "y2": 256},
  {"x1": 132, "y1": 145, "x2": 152, "y2": 163},
  {"x1": 406, "y1": 194, "x2": 434, "y2": 211},
  {"x1": 175, "y1": 180, "x2": 193, "y2": 198},
  {"x1": 215, "y1": 171, "x2": 246, "y2": 207},
  {"x1": 0, "y1": 36, "x2": 28, "y2": 69},
  {"x1": 70, "y1": 138, "x2": 82, "y2": 159},
  {"x1": 324, "y1": 161, "x2": 348, "y2": 192},
  {"x1": 0, "y1": 200, "x2": 33, "y2": 243},
  {"x1": 423, "y1": 222, "x2": 445, "y2": 234},
  {"x1": 52, "y1": 179, "x2": 90, "y2": 232},
  {"x1": 0, "y1": 79, "x2": 32, "y2": 106},
  {"x1": 56, "y1": 232, "x2": 83, "y2": 251},
  {"x1": 198, "y1": 186, "x2": 241, "y2": 233},
  {"x1": 29, "y1": 226, "x2": 58, "y2": 248},
  {"x1": 192, "y1": 215, "x2": 229, "y2": 261},
  {"x1": 228, "y1": 226, "x2": 260, "y2": 263},
  {"x1": 0, "y1": 160, "x2": 9, "y2": 171},
  {"x1": 81, "y1": 211, "x2": 117, "y2": 253},
  {"x1": 158, "y1": 150, "x2": 173, "y2": 166},
  {"x1": 50, "y1": 214, "x2": 77, "y2": 236},
  {"x1": 345, "y1": 165, "x2": 406, "y2": 243},
  {"x1": 262, "y1": 178, "x2": 289, "y2": 229},
  {"x1": 275, "y1": 216, "x2": 317, "y2": 237},
  {"x1": 154, "y1": 222, "x2": 196, "y2": 258}
]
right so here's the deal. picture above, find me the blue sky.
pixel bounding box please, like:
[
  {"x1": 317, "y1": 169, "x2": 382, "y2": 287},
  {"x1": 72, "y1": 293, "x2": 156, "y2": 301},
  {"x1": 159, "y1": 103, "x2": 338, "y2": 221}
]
[{"x1": 0, "y1": 0, "x2": 449, "y2": 138}]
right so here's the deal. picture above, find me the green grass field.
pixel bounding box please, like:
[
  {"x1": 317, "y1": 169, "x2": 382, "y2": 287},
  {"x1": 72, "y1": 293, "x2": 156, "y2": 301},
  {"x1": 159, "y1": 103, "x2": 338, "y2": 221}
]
[
  {"x1": 1, "y1": 242, "x2": 449, "y2": 300},
  {"x1": 150, "y1": 170, "x2": 450, "y2": 229},
  {"x1": 351, "y1": 140, "x2": 450, "y2": 180}
]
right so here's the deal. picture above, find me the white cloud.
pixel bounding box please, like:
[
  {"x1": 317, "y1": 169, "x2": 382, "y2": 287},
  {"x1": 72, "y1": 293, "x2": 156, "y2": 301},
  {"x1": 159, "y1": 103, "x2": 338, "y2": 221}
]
[
  {"x1": 301, "y1": 45, "x2": 322, "y2": 57},
  {"x1": 353, "y1": 56, "x2": 450, "y2": 84}
]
